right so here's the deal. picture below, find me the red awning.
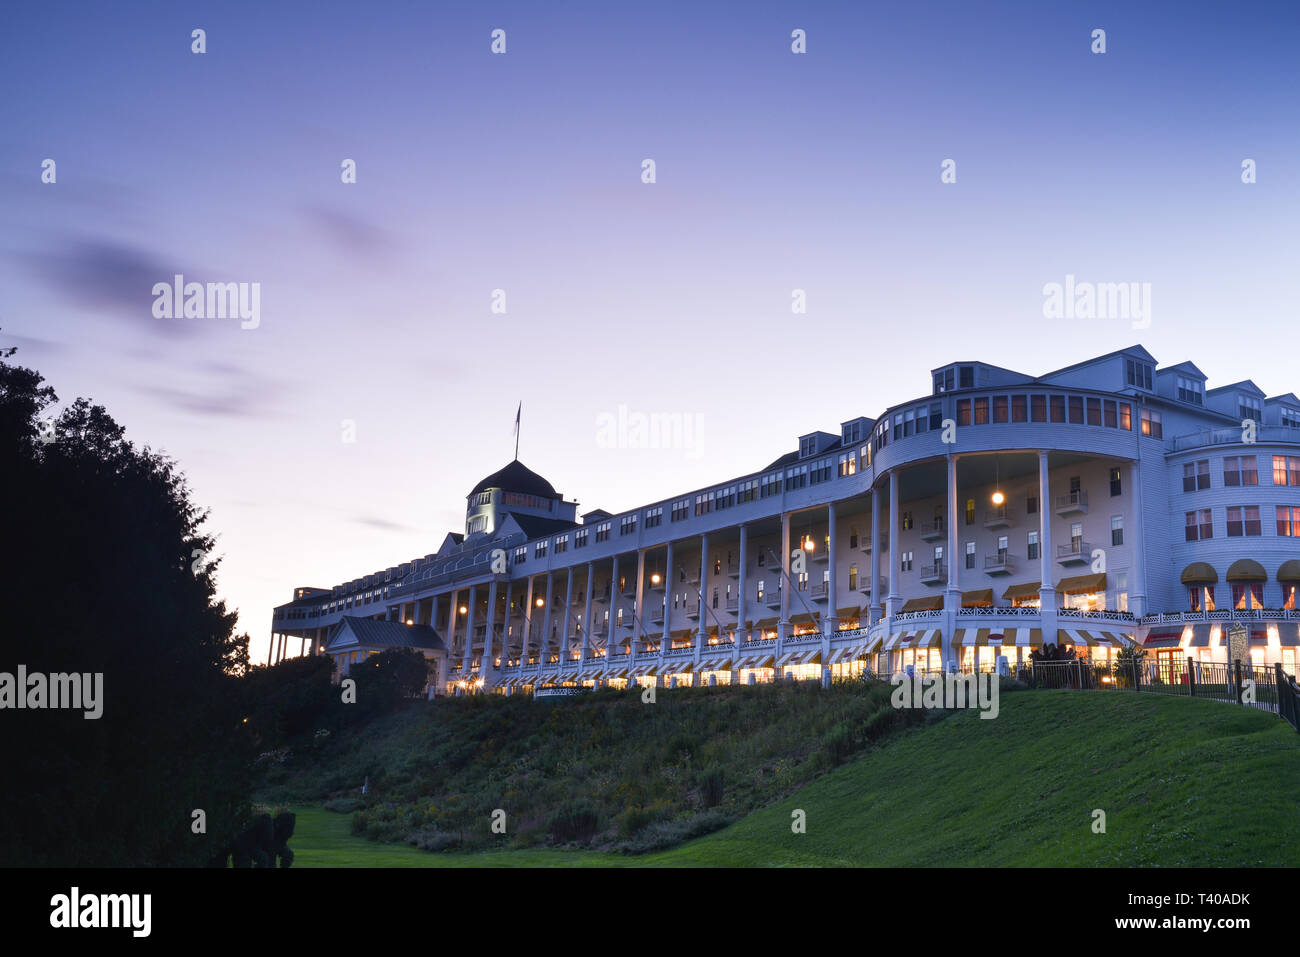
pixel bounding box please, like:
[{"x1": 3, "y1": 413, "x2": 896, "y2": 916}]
[{"x1": 1142, "y1": 629, "x2": 1182, "y2": 648}]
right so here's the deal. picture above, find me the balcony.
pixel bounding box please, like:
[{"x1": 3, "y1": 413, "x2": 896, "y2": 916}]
[
  {"x1": 686, "y1": 605, "x2": 700, "y2": 620},
  {"x1": 858, "y1": 576, "x2": 888, "y2": 597},
  {"x1": 919, "y1": 521, "x2": 945, "y2": 542},
  {"x1": 649, "y1": 609, "x2": 665, "y2": 625},
  {"x1": 919, "y1": 563, "x2": 945, "y2": 585},
  {"x1": 810, "y1": 581, "x2": 829, "y2": 601},
  {"x1": 725, "y1": 598, "x2": 740, "y2": 614},
  {"x1": 1055, "y1": 490, "x2": 1088, "y2": 516},
  {"x1": 762, "y1": 591, "x2": 782, "y2": 609},
  {"x1": 984, "y1": 551, "x2": 1014, "y2": 576},
  {"x1": 725, "y1": 560, "x2": 740, "y2": 579},
  {"x1": 984, "y1": 505, "x2": 1013, "y2": 529},
  {"x1": 619, "y1": 580, "x2": 637, "y2": 596},
  {"x1": 1057, "y1": 541, "x2": 1093, "y2": 566}
]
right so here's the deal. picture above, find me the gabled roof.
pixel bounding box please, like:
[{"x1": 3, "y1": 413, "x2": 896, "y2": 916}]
[
  {"x1": 1207, "y1": 379, "x2": 1266, "y2": 398},
  {"x1": 1037, "y1": 344, "x2": 1157, "y2": 381},
  {"x1": 1157, "y1": 360, "x2": 1207, "y2": 379},
  {"x1": 326, "y1": 616, "x2": 445, "y2": 653},
  {"x1": 499, "y1": 512, "x2": 576, "y2": 540},
  {"x1": 1267, "y1": 393, "x2": 1300, "y2": 405}
]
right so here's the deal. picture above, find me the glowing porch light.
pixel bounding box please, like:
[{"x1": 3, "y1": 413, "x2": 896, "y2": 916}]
[
  {"x1": 459, "y1": 605, "x2": 468, "y2": 614},
  {"x1": 991, "y1": 490, "x2": 1005, "y2": 506},
  {"x1": 535, "y1": 597, "x2": 545, "y2": 607},
  {"x1": 651, "y1": 573, "x2": 662, "y2": 585}
]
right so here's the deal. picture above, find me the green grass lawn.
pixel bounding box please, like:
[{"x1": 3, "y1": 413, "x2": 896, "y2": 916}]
[{"x1": 291, "y1": 690, "x2": 1300, "y2": 867}]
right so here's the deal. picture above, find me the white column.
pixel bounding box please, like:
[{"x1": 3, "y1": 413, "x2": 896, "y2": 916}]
[
  {"x1": 634, "y1": 548, "x2": 647, "y2": 656},
  {"x1": 826, "y1": 502, "x2": 839, "y2": 636},
  {"x1": 608, "y1": 554, "x2": 620, "y2": 654},
  {"x1": 779, "y1": 512, "x2": 791, "y2": 642},
  {"x1": 462, "y1": 584, "x2": 477, "y2": 673},
  {"x1": 540, "y1": 571, "x2": 554, "y2": 662},
  {"x1": 483, "y1": 578, "x2": 499, "y2": 685},
  {"x1": 869, "y1": 488, "x2": 882, "y2": 622},
  {"x1": 697, "y1": 534, "x2": 709, "y2": 652},
  {"x1": 736, "y1": 525, "x2": 748, "y2": 653},
  {"x1": 661, "y1": 540, "x2": 674, "y2": 647},
  {"x1": 1038, "y1": 450, "x2": 1059, "y2": 648},
  {"x1": 562, "y1": 568, "x2": 575, "y2": 671},
  {"x1": 446, "y1": 591, "x2": 459, "y2": 680},
  {"x1": 944, "y1": 452, "x2": 961, "y2": 672},
  {"x1": 582, "y1": 563, "x2": 594, "y2": 663},
  {"x1": 887, "y1": 470, "x2": 900, "y2": 617},
  {"x1": 521, "y1": 578, "x2": 533, "y2": 663},
  {"x1": 1128, "y1": 460, "x2": 1146, "y2": 618}
]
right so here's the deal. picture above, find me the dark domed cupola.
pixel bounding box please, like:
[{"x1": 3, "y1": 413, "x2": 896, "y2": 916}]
[{"x1": 466, "y1": 459, "x2": 571, "y2": 537}]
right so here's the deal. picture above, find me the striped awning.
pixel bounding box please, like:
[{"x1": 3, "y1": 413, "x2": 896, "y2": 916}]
[
  {"x1": 628, "y1": 662, "x2": 660, "y2": 678},
  {"x1": 1056, "y1": 572, "x2": 1107, "y2": 595},
  {"x1": 1142, "y1": 629, "x2": 1183, "y2": 648},
  {"x1": 883, "y1": 631, "x2": 912, "y2": 650},
  {"x1": 776, "y1": 647, "x2": 823, "y2": 667},
  {"x1": 753, "y1": 617, "x2": 778, "y2": 629},
  {"x1": 900, "y1": 595, "x2": 944, "y2": 612},
  {"x1": 913, "y1": 629, "x2": 942, "y2": 649},
  {"x1": 537, "y1": 672, "x2": 559, "y2": 685},
  {"x1": 864, "y1": 634, "x2": 884, "y2": 653},
  {"x1": 737, "y1": 652, "x2": 775, "y2": 669},
  {"x1": 954, "y1": 628, "x2": 988, "y2": 647},
  {"x1": 1057, "y1": 629, "x2": 1131, "y2": 648},
  {"x1": 995, "y1": 627, "x2": 1043, "y2": 647},
  {"x1": 659, "y1": 658, "x2": 694, "y2": 675},
  {"x1": 603, "y1": 663, "x2": 631, "y2": 678},
  {"x1": 697, "y1": 654, "x2": 733, "y2": 671},
  {"x1": 1186, "y1": 625, "x2": 1213, "y2": 648}
]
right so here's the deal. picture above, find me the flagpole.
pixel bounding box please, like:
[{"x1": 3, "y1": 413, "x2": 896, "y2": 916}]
[{"x1": 514, "y1": 403, "x2": 521, "y2": 461}]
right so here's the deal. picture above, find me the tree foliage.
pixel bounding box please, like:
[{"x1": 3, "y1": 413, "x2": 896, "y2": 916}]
[{"x1": 0, "y1": 341, "x2": 253, "y2": 865}]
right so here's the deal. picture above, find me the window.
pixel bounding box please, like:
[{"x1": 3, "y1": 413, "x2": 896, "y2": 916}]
[
  {"x1": 1185, "y1": 509, "x2": 1213, "y2": 541},
  {"x1": 738, "y1": 479, "x2": 758, "y2": 504},
  {"x1": 1103, "y1": 399, "x2": 1118, "y2": 428},
  {"x1": 1282, "y1": 407, "x2": 1300, "y2": 429},
  {"x1": 1274, "y1": 456, "x2": 1300, "y2": 486},
  {"x1": 694, "y1": 492, "x2": 714, "y2": 516},
  {"x1": 671, "y1": 499, "x2": 689, "y2": 521},
  {"x1": 761, "y1": 472, "x2": 782, "y2": 498},
  {"x1": 716, "y1": 486, "x2": 736, "y2": 510},
  {"x1": 1239, "y1": 395, "x2": 1262, "y2": 422},
  {"x1": 1050, "y1": 395, "x2": 1066, "y2": 423},
  {"x1": 848, "y1": 565, "x2": 858, "y2": 590},
  {"x1": 965, "y1": 498, "x2": 975, "y2": 525},
  {"x1": 956, "y1": 399, "x2": 971, "y2": 427},
  {"x1": 1012, "y1": 395, "x2": 1028, "y2": 422},
  {"x1": 1183, "y1": 459, "x2": 1210, "y2": 492},
  {"x1": 513, "y1": 546, "x2": 526, "y2": 564},
  {"x1": 1227, "y1": 506, "x2": 1261, "y2": 537},
  {"x1": 965, "y1": 541, "x2": 975, "y2": 569},
  {"x1": 1277, "y1": 506, "x2": 1300, "y2": 537},
  {"x1": 575, "y1": 529, "x2": 588, "y2": 549},
  {"x1": 1231, "y1": 583, "x2": 1264, "y2": 610},
  {"x1": 838, "y1": 453, "x2": 856, "y2": 477},
  {"x1": 534, "y1": 541, "x2": 548, "y2": 558},
  {"x1": 1068, "y1": 396, "x2": 1084, "y2": 424},
  {"x1": 996, "y1": 535, "x2": 1008, "y2": 560},
  {"x1": 1126, "y1": 358, "x2": 1153, "y2": 390},
  {"x1": 645, "y1": 506, "x2": 662, "y2": 529},
  {"x1": 849, "y1": 527, "x2": 859, "y2": 548},
  {"x1": 843, "y1": 422, "x2": 861, "y2": 444},
  {"x1": 1119, "y1": 403, "x2": 1133, "y2": 431},
  {"x1": 934, "y1": 369, "x2": 955, "y2": 394},
  {"x1": 992, "y1": 396, "x2": 1009, "y2": 423},
  {"x1": 1087, "y1": 397, "x2": 1102, "y2": 426},
  {"x1": 1109, "y1": 467, "x2": 1122, "y2": 496},
  {"x1": 1027, "y1": 530, "x2": 1039, "y2": 560},
  {"x1": 1027, "y1": 494, "x2": 1038, "y2": 515},
  {"x1": 928, "y1": 405, "x2": 943, "y2": 431},
  {"x1": 959, "y1": 366, "x2": 974, "y2": 389},
  {"x1": 1110, "y1": 515, "x2": 1124, "y2": 546},
  {"x1": 554, "y1": 534, "x2": 568, "y2": 554},
  {"x1": 595, "y1": 521, "x2": 611, "y2": 543},
  {"x1": 800, "y1": 436, "x2": 817, "y2": 458},
  {"x1": 1224, "y1": 455, "x2": 1258, "y2": 486},
  {"x1": 620, "y1": 515, "x2": 638, "y2": 536},
  {"x1": 809, "y1": 459, "x2": 832, "y2": 484},
  {"x1": 900, "y1": 551, "x2": 913, "y2": 572},
  {"x1": 1030, "y1": 394, "x2": 1047, "y2": 422},
  {"x1": 1140, "y1": 409, "x2": 1162, "y2": 439},
  {"x1": 1176, "y1": 376, "x2": 1203, "y2": 405},
  {"x1": 902, "y1": 511, "x2": 913, "y2": 531}
]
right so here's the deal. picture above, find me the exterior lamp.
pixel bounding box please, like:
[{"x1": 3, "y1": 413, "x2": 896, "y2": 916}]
[
  {"x1": 405, "y1": 619, "x2": 413, "y2": 625},
  {"x1": 535, "y1": 597, "x2": 545, "y2": 607},
  {"x1": 459, "y1": 605, "x2": 468, "y2": 614},
  {"x1": 651, "y1": 573, "x2": 662, "y2": 585},
  {"x1": 804, "y1": 534, "x2": 815, "y2": 552},
  {"x1": 991, "y1": 490, "x2": 1005, "y2": 506}
]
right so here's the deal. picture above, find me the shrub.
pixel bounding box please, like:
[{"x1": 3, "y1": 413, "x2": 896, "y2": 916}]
[
  {"x1": 824, "y1": 721, "x2": 856, "y2": 766},
  {"x1": 697, "y1": 765, "x2": 725, "y2": 808},
  {"x1": 548, "y1": 801, "x2": 601, "y2": 844}
]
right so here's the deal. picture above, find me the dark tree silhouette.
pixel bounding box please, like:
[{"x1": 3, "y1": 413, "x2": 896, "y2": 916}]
[{"x1": 0, "y1": 335, "x2": 254, "y2": 866}]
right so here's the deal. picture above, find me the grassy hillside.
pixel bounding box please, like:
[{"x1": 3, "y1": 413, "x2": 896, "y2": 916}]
[
  {"x1": 258, "y1": 678, "x2": 936, "y2": 854},
  {"x1": 287, "y1": 690, "x2": 1300, "y2": 867}
]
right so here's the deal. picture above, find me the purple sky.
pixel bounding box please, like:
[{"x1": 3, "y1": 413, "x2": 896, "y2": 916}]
[{"x1": 2, "y1": 1, "x2": 1298, "y2": 662}]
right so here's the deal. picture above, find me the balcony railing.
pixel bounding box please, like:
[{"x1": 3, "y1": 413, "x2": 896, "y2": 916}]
[
  {"x1": 919, "y1": 521, "x2": 945, "y2": 541},
  {"x1": 919, "y1": 563, "x2": 945, "y2": 584},
  {"x1": 1057, "y1": 541, "x2": 1093, "y2": 565},
  {"x1": 984, "y1": 552, "x2": 1014, "y2": 574},
  {"x1": 984, "y1": 505, "x2": 1012, "y2": 529},
  {"x1": 810, "y1": 581, "x2": 829, "y2": 600},
  {"x1": 1140, "y1": 608, "x2": 1300, "y2": 624},
  {"x1": 1171, "y1": 425, "x2": 1300, "y2": 452},
  {"x1": 1055, "y1": 490, "x2": 1088, "y2": 514}
]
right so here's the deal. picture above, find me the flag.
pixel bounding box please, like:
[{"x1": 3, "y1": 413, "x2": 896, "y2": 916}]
[{"x1": 512, "y1": 402, "x2": 521, "y2": 459}]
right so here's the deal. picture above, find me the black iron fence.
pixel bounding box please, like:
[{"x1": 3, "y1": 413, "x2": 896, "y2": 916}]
[{"x1": 1020, "y1": 657, "x2": 1297, "y2": 728}]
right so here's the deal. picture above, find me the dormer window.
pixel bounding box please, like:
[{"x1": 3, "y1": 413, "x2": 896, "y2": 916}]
[
  {"x1": 959, "y1": 366, "x2": 974, "y2": 389},
  {"x1": 1282, "y1": 407, "x2": 1300, "y2": 429},
  {"x1": 934, "y1": 368, "x2": 955, "y2": 394},
  {"x1": 1239, "y1": 395, "x2": 1262, "y2": 422},
  {"x1": 1176, "y1": 376, "x2": 1203, "y2": 405},
  {"x1": 1125, "y1": 358, "x2": 1153, "y2": 391},
  {"x1": 800, "y1": 437, "x2": 817, "y2": 458}
]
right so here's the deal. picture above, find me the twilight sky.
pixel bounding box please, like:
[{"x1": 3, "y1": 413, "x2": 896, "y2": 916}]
[{"x1": 2, "y1": 1, "x2": 1298, "y2": 663}]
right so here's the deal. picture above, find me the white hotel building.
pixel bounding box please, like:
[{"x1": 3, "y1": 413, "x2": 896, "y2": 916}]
[{"x1": 271, "y1": 345, "x2": 1300, "y2": 694}]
